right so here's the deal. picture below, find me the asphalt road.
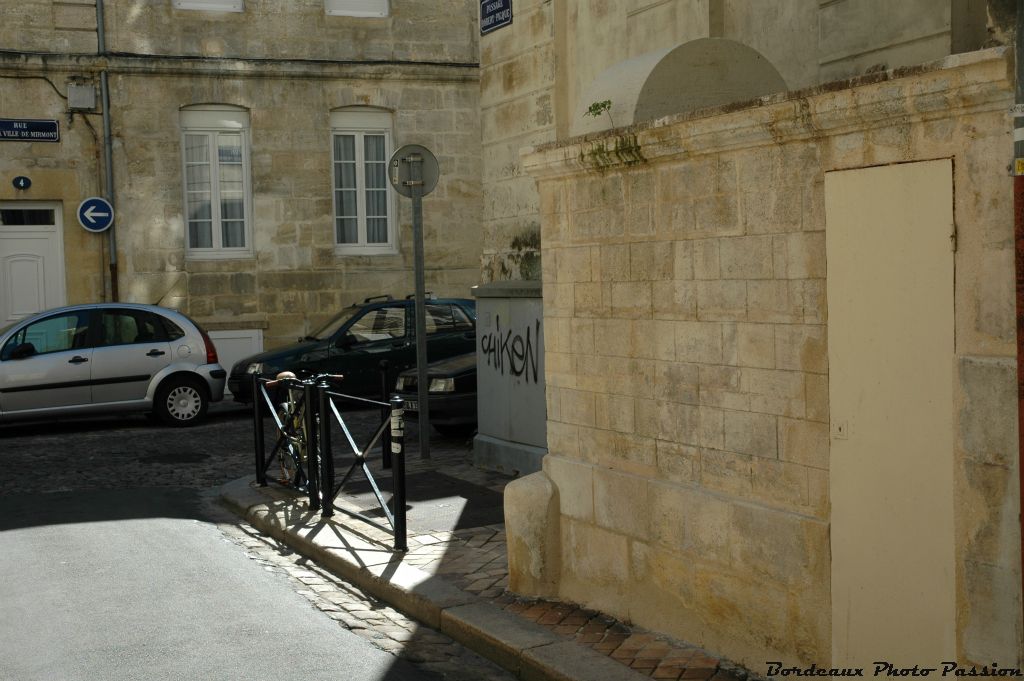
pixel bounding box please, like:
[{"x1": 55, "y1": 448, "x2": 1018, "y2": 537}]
[{"x1": 0, "y1": 405, "x2": 440, "y2": 681}]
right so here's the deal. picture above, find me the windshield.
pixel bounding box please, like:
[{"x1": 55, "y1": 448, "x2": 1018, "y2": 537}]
[
  {"x1": 310, "y1": 306, "x2": 362, "y2": 340},
  {"x1": 0, "y1": 320, "x2": 17, "y2": 337}
]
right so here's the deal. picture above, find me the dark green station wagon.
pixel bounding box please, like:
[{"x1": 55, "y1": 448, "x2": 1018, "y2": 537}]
[{"x1": 227, "y1": 295, "x2": 476, "y2": 403}]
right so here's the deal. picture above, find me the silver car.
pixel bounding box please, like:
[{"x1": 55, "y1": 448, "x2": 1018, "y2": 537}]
[{"x1": 0, "y1": 303, "x2": 226, "y2": 426}]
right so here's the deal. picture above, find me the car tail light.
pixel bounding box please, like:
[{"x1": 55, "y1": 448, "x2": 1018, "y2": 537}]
[{"x1": 200, "y1": 329, "x2": 218, "y2": 364}]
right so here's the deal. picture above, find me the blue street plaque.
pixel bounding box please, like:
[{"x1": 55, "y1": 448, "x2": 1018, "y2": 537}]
[
  {"x1": 0, "y1": 119, "x2": 59, "y2": 143},
  {"x1": 480, "y1": 0, "x2": 512, "y2": 35},
  {"x1": 77, "y1": 197, "x2": 114, "y2": 233}
]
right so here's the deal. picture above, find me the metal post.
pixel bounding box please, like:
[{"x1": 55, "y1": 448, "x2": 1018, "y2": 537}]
[
  {"x1": 410, "y1": 156, "x2": 431, "y2": 460},
  {"x1": 303, "y1": 383, "x2": 320, "y2": 512},
  {"x1": 1013, "y1": 0, "x2": 1024, "y2": 639},
  {"x1": 380, "y1": 360, "x2": 392, "y2": 469},
  {"x1": 318, "y1": 383, "x2": 334, "y2": 518},
  {"x1": 390, "y1": 395, "x2": 407, "y2": 552},
  {"x1": 100, "y1": 71, "x2": 118, "y2": 302},
  {"x1": 253, "y1": 373, "x2": 266, "y2": 487}
]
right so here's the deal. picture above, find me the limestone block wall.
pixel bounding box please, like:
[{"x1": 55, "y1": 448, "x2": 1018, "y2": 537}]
[
  {"x1": 0, "y1": 68, "x2": 107, "y2": 303},
  {"x1": 479, "y1": 0, "x2": 1004, "y2": 284},
  {"x1": 100, "y1": 0, "x2": 477, "y2": 63},
  {"x1": 1, "y1": 0, "x2": 481, "y2": 349},
  {"x1": 479, "y1": 0, "x2": 555, "y2": 281},
  {"x1": 521, "y1": 48, "x2": 1020, "y2": 668},
  {"x1": 0, "y1": 0, "x2": 98, "y2": 54},
  {"x1": 108, "y1": 64, "x2": 481, "y2": 346}
]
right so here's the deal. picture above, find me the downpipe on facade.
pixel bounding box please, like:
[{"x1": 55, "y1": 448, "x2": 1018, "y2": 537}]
[
  {"x1": 97, "y1": 0, "x2": 118, "y2": 301},
  {"x1": 1015, "y1": 0, "x2": 1024, "y2": 639}
]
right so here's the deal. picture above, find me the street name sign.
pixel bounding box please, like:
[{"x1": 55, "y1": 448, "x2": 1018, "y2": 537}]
[
  {"x1": 480, "y1": 0, "x2": 512, "y2": 35},
  {"x1": 77, "y1": 197, "x2": 114, "y2": 233},
  {"x1": 0, "y1": 119, "x2": 59, "y2": 143}
]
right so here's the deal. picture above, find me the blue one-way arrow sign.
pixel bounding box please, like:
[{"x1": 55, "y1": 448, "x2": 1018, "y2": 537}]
[{"x1": 77, "y1": 196, "x2": 114, "y2": 233}]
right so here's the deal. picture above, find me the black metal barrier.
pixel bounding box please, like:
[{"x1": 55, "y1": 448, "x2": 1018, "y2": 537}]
[{"x1": 251, "y1": 372, "x2": 408, "y2": 552}]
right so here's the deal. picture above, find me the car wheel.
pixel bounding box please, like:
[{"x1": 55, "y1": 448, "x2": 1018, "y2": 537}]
[{"x1": 155, "y1": 376, "x2": 209, "y2": 427}]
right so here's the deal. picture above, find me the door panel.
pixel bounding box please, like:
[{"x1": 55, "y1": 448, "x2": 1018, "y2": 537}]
[
  {"x1": 825, "y1": 159, "x2": 955, "y2": 665},
  {"x1": 89, "y1": 309, "x2": 173, "y2": 404},
  {"x1": 0, "y1": 203, "x2": 66, "y2": 325},
  {"x1": 0, "y1": 310, "x2": 92, "y2": 414}
]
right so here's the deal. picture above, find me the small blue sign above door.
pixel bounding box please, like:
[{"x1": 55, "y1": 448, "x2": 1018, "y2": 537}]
[
  {"x1": 480, "y1": 0, "x2": 512, "y2": 35},
  {"x1": 77, "y1": 197, "x2": 114, "y2": 233},
  {"x1": 0, "y1": 119, "x2": 59, "y2": 143}
]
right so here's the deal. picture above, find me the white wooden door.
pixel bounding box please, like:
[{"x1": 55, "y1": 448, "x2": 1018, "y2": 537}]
[
  {"x1": 0, "y1": 202, "x2": 67, "y2": 325},
  {"x1": 825, "y1": 160, "x2": 956, "y2": 665}
]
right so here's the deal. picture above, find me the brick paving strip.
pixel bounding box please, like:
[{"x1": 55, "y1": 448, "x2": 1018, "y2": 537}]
[{"x1": 219, "y1": 419, "x2": 751, "y2": 681}]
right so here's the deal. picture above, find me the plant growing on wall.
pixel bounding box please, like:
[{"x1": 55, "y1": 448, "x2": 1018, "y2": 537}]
[{"x1": 584, "y1": 99, "x2": 614, "y2": 128}]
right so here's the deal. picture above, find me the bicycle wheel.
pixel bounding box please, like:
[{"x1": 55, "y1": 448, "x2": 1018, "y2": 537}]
[{"x1": 277, "y1": 400, "x2": 308, "y2": 489}]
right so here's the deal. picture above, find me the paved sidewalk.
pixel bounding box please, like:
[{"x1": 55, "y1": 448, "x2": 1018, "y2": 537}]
[{"x1": 220, "y1": 413, "x2": 748, "y2": 681}]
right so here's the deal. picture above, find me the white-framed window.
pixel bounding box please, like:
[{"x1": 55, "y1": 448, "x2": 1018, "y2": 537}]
[
  {"x1": 331, "y1": 108, "x2": 396, "y2": 255},
  {"x1": 179, "y1": 105, "x2": 253, "y2": 259},
  {"x1": 172, "y1": 0, "x2": 244, "y2": 12},
  {"x1": 325, "y1": 0, "x2": 389, "y2": 18}
]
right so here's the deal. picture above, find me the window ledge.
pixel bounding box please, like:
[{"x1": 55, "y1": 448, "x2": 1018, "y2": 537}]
[
  {"x1": 185, "y1": 250, "x2": 255, "y2": 261},
  {"x1": 334, "y1": 245, "x2": 398, "y2": 257}
]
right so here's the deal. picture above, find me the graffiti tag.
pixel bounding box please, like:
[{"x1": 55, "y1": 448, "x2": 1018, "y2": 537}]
[{"x1": 480, "y1": 315, "x2": 541, "y2": 383}]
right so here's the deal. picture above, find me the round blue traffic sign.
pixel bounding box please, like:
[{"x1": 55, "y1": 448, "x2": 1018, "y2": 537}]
[{"x1": 77, "y1": 196, "x2": 114, "y2": 233}]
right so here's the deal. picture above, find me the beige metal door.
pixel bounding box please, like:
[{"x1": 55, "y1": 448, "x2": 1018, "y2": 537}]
[
  {"x1": 0, "y1": 202, "x2": 67, "y2": 324},
  {"x1": 825, "y1": 160, "x2": 955, "y2": 666}
]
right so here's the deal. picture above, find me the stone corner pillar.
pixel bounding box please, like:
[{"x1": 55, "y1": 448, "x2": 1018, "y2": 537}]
[{"x1": 504, "y1": 470, "x2": 561, "y2": 598}]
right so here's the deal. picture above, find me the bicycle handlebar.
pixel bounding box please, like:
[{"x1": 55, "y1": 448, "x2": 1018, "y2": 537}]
[{"x1": 264, "y1": 372, "x2": 344, "y2": 389}]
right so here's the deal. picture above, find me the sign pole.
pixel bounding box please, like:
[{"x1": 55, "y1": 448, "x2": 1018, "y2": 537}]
[
  {"x1": 389, "y1": 144, "x2": 440, "y2": 461},
  {"x1": 409, "y1": 154, "x2": 431, "y2": 460}
]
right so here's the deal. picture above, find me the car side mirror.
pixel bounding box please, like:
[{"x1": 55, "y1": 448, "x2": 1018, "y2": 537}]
[
  {"x1": 10, "y1": 342, "x2": 38, "y2": 360},
  {"x1": 335, "y1": 333, "x2": 355, "y2": 350}
]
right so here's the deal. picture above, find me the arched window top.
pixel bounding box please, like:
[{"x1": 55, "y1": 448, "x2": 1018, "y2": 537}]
[
  {"x1": 180, "y1": 105, "x2": 250, "y2": 130},
  {"x1": 329, "y1": 106, "x2": 392, "y2": 130}
]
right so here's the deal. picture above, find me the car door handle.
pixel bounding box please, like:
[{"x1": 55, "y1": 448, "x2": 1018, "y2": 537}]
[
  {"x1": 68, "y1": 356, "x2": 89, "y2": 364},
  {"x1": 146, "y1": 349, "x2": 166, "y2": 357}
]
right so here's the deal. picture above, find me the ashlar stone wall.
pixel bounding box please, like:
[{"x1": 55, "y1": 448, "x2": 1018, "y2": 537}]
[
  {"x1": 109, "y1": 64, "x2": 481, "y2": 345},
  {"x1": 520, "y1": 48, "x2": 1020, "y2": 668}
]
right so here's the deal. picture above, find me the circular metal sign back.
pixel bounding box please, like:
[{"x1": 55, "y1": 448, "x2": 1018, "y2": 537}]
[{"x1": 388, "y1": 144, "x2": 439, "y2": 198}]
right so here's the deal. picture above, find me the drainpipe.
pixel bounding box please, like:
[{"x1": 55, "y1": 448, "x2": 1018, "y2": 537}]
[
  {"x1": 1015, "y1": 0, "x2": 1024, "y2": 639},
  {"x1": 96, "y1": 0, "x2": 118, "y2": 301}
]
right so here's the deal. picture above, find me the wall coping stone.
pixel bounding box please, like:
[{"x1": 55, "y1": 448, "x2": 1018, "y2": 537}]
[
  {"x1": 522, "y1": 47, "x2": 1012, "y2": 179},
  {"x1": 472, "y1": 280, "x2": 543, "y2": 298}
]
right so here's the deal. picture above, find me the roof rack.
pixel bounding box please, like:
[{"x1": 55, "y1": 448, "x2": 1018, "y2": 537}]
[
  {"x1": 362, "y1": 295, "x2": 394, "y2": 304},
  {"x1": 404, "y1": 291, "x2": 436, "y2": 300}
]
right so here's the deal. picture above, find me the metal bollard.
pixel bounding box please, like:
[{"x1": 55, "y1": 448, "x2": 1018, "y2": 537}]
[
  {"x1": 303, "y1": 382, "x2": 320, "y2": 512},
  {"x1": 253, "y1": 373, "x2": 267, "y2": 487},
  {"x1": 318, "y1": 383, "x2": 335, "y2": 518},
  {"x1": 390, "y1": 395, "x2": 407, "y2": 552}
]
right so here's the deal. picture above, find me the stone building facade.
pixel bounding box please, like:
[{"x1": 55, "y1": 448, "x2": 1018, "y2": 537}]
[
  {"x1": 0, "y1": 0, "x2": 481, "y2": 353},
  {"x1": 494, "y1": 0, "x2": 1022, "y2": 672}
]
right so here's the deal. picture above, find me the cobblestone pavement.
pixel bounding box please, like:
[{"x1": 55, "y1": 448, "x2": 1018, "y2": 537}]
[
  {"x1": 1, "y1": 402, "x2": 746, "y2": 681},
  {"x1": 0, "y1": 404, "x2": 516, "y2": 681}
]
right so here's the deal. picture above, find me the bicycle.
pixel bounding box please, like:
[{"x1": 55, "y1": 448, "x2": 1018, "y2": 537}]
[{"x1": 264, "y1": 370, "x2": 343, "y2": 490}]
